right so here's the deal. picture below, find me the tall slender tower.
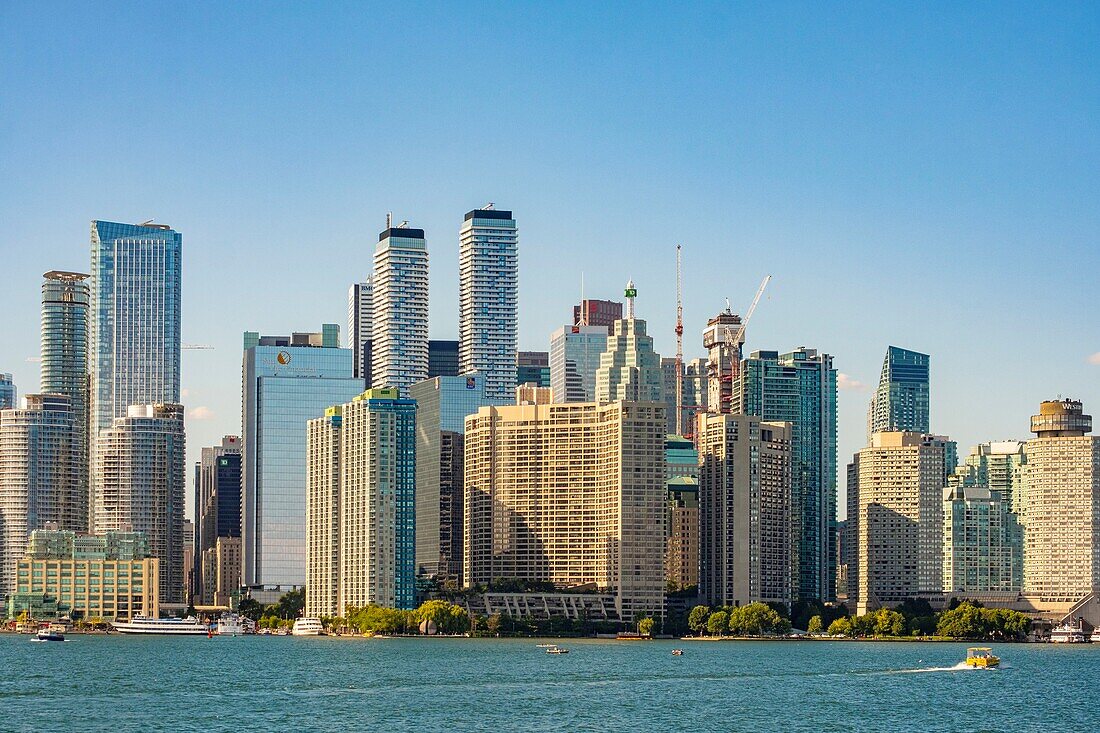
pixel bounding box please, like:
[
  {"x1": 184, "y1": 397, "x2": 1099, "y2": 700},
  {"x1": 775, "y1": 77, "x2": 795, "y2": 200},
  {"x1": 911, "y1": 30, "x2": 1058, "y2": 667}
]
[
  {"x1": 41, "y1": 271, "x2": 90, "y2": 529},
  {"x1": 867, "y1": 346, "x2": 930, "y2": 440},
  {"x1": 89, "y1": 221, "x2": 182, "y2": 530},
  {"x1": 372, "y1": 223, "x2": 428, "y2": 395},
  {"x1": 459, "y1": 207, "x2": 518, "y2": 402},
  {"x1": 347, "y1": 277, "x2": 373, "y2": 383}
]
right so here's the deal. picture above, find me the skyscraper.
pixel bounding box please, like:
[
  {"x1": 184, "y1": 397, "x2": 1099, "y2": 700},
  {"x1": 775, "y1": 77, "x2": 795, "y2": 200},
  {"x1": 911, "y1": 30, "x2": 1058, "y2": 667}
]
[
  {"x1": 459, "y1": 207, "x2": 518, "y2": 402},
  {"x1": 0, "y1": 375, "x2": 14, "y2": 410},
  {"x1": 1022, "y1": 399, "x2": 1100, "y2": 603},
  {"x1": 372, "y1": 224, "x2": 428, "y2": 395},
  {"x1": 306, "y1": 389, "x2": 417, "y2": 617},
  {"x1": 347, "y1": 277, "x2": 373, "y2": 383},
  {"x1": 94, "y1": 403, "x2": 186, "y2": 605},
  {"x1": 573, "y1": 299, "x2": 622, "y2": 330},
  {"x1": 949, "y1": 441, "x2": 1027, "y2": 515},
  {"x1": 549, "y1": 325, "x2": 608, "y2": 402},
  {"x1": 665, "y1": 435, "x2": 700, "y2": 591},
  {"x1": 698, "y1": 413, "x2": 792, "y2": 608},
  {"x1": 89, "y1": 221, "x2": 181, "y2": 531},
  {"x1": 0, "y1": 394, "x2": 80, "y2": 597},
  {"x1": 40, "y1": 271, "x2": 90, "y2": 530},
  {"x1": 194, "y1": 435, "x2": 241, "y2": 604},
  {"x1": 867, "y1": 346, "x2": 930, "y2": 439},
  {"x1": 241, "y1": 327, "x2": 363, "y2": 591},
  {"x1": 734, "y1": 347, "x2": 838, "y2": 601},
  {"x1": 464, "y1": 396, "x2": 667, "y2": 621},
  {"x1": 409, "y1": 374, "x2": 496, "y2": 581},
  {"x1": 943, "y1": 485, "x2": 1022, "y2": 594},
  {"x1": 595, "y1": 282, "x2": 663, "y2": 404},
  {"x1": 427, "y1": 340, "x2": 460, "y2": 378},
  {"x1": 702, "y1": 309, "x2": 744, "y2": 414},
  {"x1": 516, "y1": 351, "x2": 550, "y2": 388},
  {"x1": 848, "y1": 432, "x2": 949, "y2": 614}
]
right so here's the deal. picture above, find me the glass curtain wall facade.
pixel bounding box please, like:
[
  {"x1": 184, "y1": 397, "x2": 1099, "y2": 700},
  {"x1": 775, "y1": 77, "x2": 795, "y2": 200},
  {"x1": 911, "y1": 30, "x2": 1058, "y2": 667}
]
[
  {"x1": 867, "y1": 346, "x2": 930, "y2": 439},
  {"x1": 0, "y1": 375, "x2": 14, "y2": 410},
  {"x1": 549, "y1": 326, "x2": 608, "y2": 403},
  {"x1": 347, "y1": 278, "x2": 373, "y2": 383}
]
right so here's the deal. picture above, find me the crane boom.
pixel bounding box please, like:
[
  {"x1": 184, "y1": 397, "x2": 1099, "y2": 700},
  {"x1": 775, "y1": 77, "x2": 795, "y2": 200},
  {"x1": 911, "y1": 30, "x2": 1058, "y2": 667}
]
[
  {"x1": 723, "y1": 274, "x2": 771, "y2": 381},
  {"x1": 675, "y1": 244, "x2": 684, "y2": 436}
]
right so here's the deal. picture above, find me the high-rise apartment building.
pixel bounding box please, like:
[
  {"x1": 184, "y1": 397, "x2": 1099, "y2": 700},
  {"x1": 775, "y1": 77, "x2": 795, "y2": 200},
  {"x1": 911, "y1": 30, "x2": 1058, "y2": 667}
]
[
  {"x1": 943, "y1": 485, "x2": 1023, "y2": 594},
  {"x1": 734, "y1": 347, "x2": 838, "y2": 601},
  {"x1": 702, "y1": 309, "x2": 744, "y2": 414},
  {"x1": 428, "y1": 340, "x2": 460, "y2": 378},
  {"x1": 516, "y1": 351, "x2": 550, "y2": 388},
  {"x1": 464, "y1": 397, "x2": 667, "y2": 620},
  {"x1": 459, "y1": 208, "x2": 518, "y2": 402},
  {"x1": 201, "y1": 536, "x2": 242, "y2": 608},
  {"x1": 241, "y1": 327, "x2": 362, "y2": 591},
  {"x1": 410, "y1": 375, "x2": 497, "y2": 581},
  {"x1": 93, "y1": 403, "x2": 186, "y2": 605},
  {"x1": 193, "y1": 436, "x2": 241, "y2": 604},
  {"x1": 848, "y1": 432, "x2": 949, "y2": 614},
  {"x1": 573, "y1": 299, "x2": 622, "y2": 330},
  {"x1": 549, "y1": 325, "x2": 608, "y2": 403},
  {"x1": 89, "y1": 222, "x2": 182, "y2": 529},
  {"x1": 0, "y1": 375, "x2": 14, "y2": 410},
  {"x1": 0, "y1": 394, "x2": 81, "y2": 598},
  {"x1": 867, "y1": 346, "x2": 929, "y2": 439},
  {"x1": 595, "y1": 282, "x2": 662, "y2": 404},
  {"x1": 949, "y1": 441, "x2": 1028, "y2": 515},
  {"x1": 372, "y1": 224, "x2": 428, "y2": 395},
  {"x1": 665, "y1": 435, "x2": 700, "y2": 591},
  {"x1": 306, "y1": 389, "x2": 417, "y2": 617},
  {"x1": 347, "y1": 277, "x2": 373, "y2": 383},
  {"x1": 698, "y1": 414, "x2": 792, "y2": 608},
  {"x1": 1023, "y1": 399, "x2": 1100, "y2": 603}
]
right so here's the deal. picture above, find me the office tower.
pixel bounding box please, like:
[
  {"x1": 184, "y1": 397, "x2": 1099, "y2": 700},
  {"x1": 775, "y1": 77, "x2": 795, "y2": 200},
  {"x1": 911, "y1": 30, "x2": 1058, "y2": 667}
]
[
  {"x1": 241, "y1": 327, "x2": 363, "y2": 591},
  {"x1": 89, "y1": 222, "x2": 182, "y2": 502},
  {"x1": 94, "y1": 403, "x2": 186, "y2": 605},
  {"x1": 193, "y1": 435, "x2": 241, "y2": 604},
  {"x1": 943, "y1": 485, "x2": 1023, "y2": 593},
  {"x1": 702, "y1": 309, "x2": 743, "y2": 413},
  {"x1": 347, "y1": 277, "x2": 373, "y2": 383},
  {"x1": 666, "y1": 435, "x2": 700, "y2": 591},
  {"x1": 950, "y1": 441, "x2": 1028, "y2": 516},
  {"x1": 372, "y1": 223, "x2": 428, "y2": 394},
  {"x1": 867, "y1": 346, "x2": 930, "y2": 439},
  {"x1": 549, "y1": 325, "x2": 608, "y2": 402},
  {"x1": 698, "y1": 414, "x2": 792, "y2": 608},
  {"x1": 0, "y1": 394, "x2": 80, "y2": 597},
  {"x1": 428, "y1": 340, "x2": 460, "y2": 378},
  {"x1": 203, "y1": 536, "x2": 242, "y2": 608},
  {"x1": 1023, "y1": 399, "x2": 1100, "y2": 602},
  {"x1": 182, "y1": 518, "x2": 194, "y2": 604},
  {"x1": 595, "y1": 282, "x2": 662, "y2": 404},
  {"x1": 661, "y1": 357, "x2": 709, "y2": 438},
  {"x1": 848, "y1": 432, "x2": 949, "y2": 614},
  {"x1": 734, "y1": 348, "x2": 838, "y2": 601},
  {"x1": 516, "y1": 351, "x2": 550, "y2": 388},
  {"x1": 459, "y1": 207, "x2": 518, "y2": 402},
  {"x1": 464, "y1": 397, "x2": 667, "y2": 620},
  {"x1": 573, "y1": 298, "x2": 622, "y2": 329},
  {"x1": 306, "y1": 389, "x2": 417, "y2": 617},
  {"x1": 0, "y1": 375, "x2": 14, "y2": 410},
  {"x1": 410, "y1": 374, "x2": 496, "y2": 582},
  {"x1": 7, "y1": 529, "x2": 158, "y2": 621},
  {"x1": 41, "y1": 271, "x2": 91, "y2": 527}
]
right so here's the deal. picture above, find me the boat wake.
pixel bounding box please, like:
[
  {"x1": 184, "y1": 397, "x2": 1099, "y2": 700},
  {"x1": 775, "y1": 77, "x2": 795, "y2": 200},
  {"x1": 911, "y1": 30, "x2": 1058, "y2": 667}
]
[{"x1": 886, "y1": 661, "x2": 1006, "y2": 674}]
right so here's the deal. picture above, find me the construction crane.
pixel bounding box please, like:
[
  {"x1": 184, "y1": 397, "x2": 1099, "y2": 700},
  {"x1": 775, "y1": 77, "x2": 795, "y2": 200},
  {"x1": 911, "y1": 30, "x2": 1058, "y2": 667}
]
[
  {"x1": 723, "y1": 274, "x2": 772, "y2": 381},
  {"x1": 675, "y1": 244, "x2": 684, "y2": 437}
]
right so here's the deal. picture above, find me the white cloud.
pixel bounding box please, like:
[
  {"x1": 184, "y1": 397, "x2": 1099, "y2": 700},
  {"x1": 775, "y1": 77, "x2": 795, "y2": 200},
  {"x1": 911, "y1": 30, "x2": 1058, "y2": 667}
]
[
  {"x1": 837, "y1": 373, "x2": 867, "y2": 391},
  {"x1": 1088, "y1": 352, "x2": 1100, "y2": 366},
  {"x1": 188, "y1": 406, "x2": 214, "y2": 421},
  {"x1": 181, "y1": 388, "x2": 191, "y2": 399}
]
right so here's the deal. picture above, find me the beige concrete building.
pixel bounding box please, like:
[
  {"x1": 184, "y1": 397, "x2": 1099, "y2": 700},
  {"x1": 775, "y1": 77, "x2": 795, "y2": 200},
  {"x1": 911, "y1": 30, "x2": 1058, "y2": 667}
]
[
  {"x1": 1023, "y1": 399, "x2": 1100, "y2": 603},
  {"x1": 698, "y1": 414, "x2": 792, "y2": 607},
  {"x1": 200, "y1": 536, "x2": 242, "y2": 608},
  {"x1": 463, "y1": 396, "x2": 666, "y2": 621},
  {"x1": 848, "y1": 432, "x2": 949, "y2": 614},
  {"x1": 305, "y1": 406, "x2": 343, "y2": 618}
]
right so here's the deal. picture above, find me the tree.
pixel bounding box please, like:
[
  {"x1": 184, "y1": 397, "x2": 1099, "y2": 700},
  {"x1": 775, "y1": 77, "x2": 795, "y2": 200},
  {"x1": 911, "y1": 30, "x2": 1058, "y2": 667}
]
[
  {"x1": 827, "y1": 617, "x2": 853, "y2": 637},
  {"x1": 807, "y1": 615, "x2": 823, "y2": 635},
  {"x1": 707, "y1": 611, "x2": 728, "y2": 636},
  {"x1": 688, "y1": 605, "x2": 711, "y2": 636},
  {"x1": 485, "y1": 613, "x2": 503, "y2": 637},
  {"x1": 638, "y1": 617, "x2": 655, "y2": 636}
]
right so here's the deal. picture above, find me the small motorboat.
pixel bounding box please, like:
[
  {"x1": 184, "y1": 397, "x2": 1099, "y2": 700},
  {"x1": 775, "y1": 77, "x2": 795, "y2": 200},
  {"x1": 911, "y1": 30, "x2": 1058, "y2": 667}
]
[
  {"x1": 671, "y1": 649, "x2": 684, "y2": 656},
  {"x1": 545, "y1": 645, "x2": 569, "y2": 654},
  {"x1": 964, "y1": 647, "x2": 1000, "y2": 669},
  {"x1": 35, "y1": 625, "x2": 65, "y2": 642}
]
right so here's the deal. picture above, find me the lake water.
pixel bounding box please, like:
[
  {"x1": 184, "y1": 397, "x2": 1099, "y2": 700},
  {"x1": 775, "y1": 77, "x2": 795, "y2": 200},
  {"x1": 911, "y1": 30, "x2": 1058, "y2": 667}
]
[{"x1": 2, "y1": 634, "x2": 1096, "y2": 732}]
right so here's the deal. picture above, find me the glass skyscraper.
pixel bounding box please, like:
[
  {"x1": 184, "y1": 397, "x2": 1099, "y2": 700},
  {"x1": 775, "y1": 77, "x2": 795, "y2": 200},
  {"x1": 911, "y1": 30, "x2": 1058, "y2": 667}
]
[
  {"x1": 41, "y1": 270, "x2": 89, "y2": 529},
  {"x1": 241, "y1": 329, "x2": 363, "y2": 590},
  {"x1": 867, "y1": 346, "x2": 930, "y2": 439},
  {"x1": 735, "y1": 347, "x2": 838, "y2": 601},
  {"x1": 347, "y1": 277, "x2": 373, "y2": 383},
  {"x1": 89, "y1": 221, "x2": 182, "y2": 529},
  {"x1": 549, "y1": 325, "x2": 609, "y2": 403},
  {"x1": 428, "y1": 340, "x2": 460, "y2": 378},
  {"x1": 459, "y1": 208, "x2": 518, "y2": 402},
  {"x1": 0, "y1": 374, "x2": 15, "y2": 410},
  {"x1": 372, "y1": 225, "x2": 428, "y2": 395}
]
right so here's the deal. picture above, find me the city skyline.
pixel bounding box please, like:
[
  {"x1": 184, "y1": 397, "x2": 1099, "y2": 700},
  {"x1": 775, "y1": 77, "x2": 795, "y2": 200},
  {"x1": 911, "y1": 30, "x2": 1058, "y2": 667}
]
[{"x1": 1, "y1": 5, "x2": 1098, "y2": 520}]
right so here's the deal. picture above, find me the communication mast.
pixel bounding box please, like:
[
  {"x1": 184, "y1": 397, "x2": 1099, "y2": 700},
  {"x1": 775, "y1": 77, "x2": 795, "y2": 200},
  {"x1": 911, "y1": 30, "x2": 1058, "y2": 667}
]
[{"x1": 675, "y1": 244, "x2": 684, "y2": 436}]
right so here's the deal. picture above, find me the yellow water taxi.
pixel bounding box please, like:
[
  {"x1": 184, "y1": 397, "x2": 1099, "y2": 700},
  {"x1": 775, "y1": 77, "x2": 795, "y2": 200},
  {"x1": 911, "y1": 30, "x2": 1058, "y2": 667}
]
[{"x1": 965, "y1": 647, "x2": 1000, "y2": 669}]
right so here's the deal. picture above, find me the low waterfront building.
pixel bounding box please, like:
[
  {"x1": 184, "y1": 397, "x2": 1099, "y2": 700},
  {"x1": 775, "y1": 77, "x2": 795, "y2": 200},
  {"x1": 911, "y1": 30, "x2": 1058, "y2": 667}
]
[{"x1": 6, "y1": 529, "x2": 159, "y2": 621}]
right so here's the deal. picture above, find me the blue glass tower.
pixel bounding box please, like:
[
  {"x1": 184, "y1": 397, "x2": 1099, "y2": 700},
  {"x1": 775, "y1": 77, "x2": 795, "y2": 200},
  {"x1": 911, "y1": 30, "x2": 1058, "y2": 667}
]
[
  {"x1": 736, "y1": 348, "x2": 838, "y2": 601},
  {"x1": 0, "y1": 374, "x2": 14, "y2": 410},
  {"x1": 868, "y1": 346, "x2": 930, "y2": 439}
]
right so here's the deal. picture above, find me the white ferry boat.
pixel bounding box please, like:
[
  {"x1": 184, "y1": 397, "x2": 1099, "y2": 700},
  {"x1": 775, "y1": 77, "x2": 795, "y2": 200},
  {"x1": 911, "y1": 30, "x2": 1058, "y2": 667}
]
[
  {"x1": 112, "y1": 616, "x2": 209, "y2": 635},
  {"x1": 291, "y1": 618, "x2": 323, "y2": 636},
  {"x1": 1049, "y1": 621, "x2": 1088, "y2": 643},
  {"x1": 216, "y1": 613, "x2": 252, "y2": 636}
]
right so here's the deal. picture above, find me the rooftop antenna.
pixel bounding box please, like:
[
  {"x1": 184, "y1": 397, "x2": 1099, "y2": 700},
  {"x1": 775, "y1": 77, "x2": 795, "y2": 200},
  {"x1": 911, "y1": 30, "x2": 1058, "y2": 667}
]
[
  {"x1": 386, "y1": 212, "x2": 392, "y2": 229},
  {"x1": 579, "y1": 271, "x2": 586, "y2": 326},
  {"x1": 399, "y1": 220, "x2": 409, "y2": 228},
  {"x1": 484, "y1": 202, "x2": 495, "y2": 210},
  {"x1": 675, "y1": 244, "x2": 684, "y2": 437},
  {"x1": 625, "y1": 279, "x2": 637, "y2": 320}
]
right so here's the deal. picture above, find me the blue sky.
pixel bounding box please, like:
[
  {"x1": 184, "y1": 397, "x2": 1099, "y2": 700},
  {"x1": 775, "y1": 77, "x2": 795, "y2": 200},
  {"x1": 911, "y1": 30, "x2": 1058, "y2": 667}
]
[{"x1": 2, "y1": 2, "x2": 1097, "y2": 519}]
